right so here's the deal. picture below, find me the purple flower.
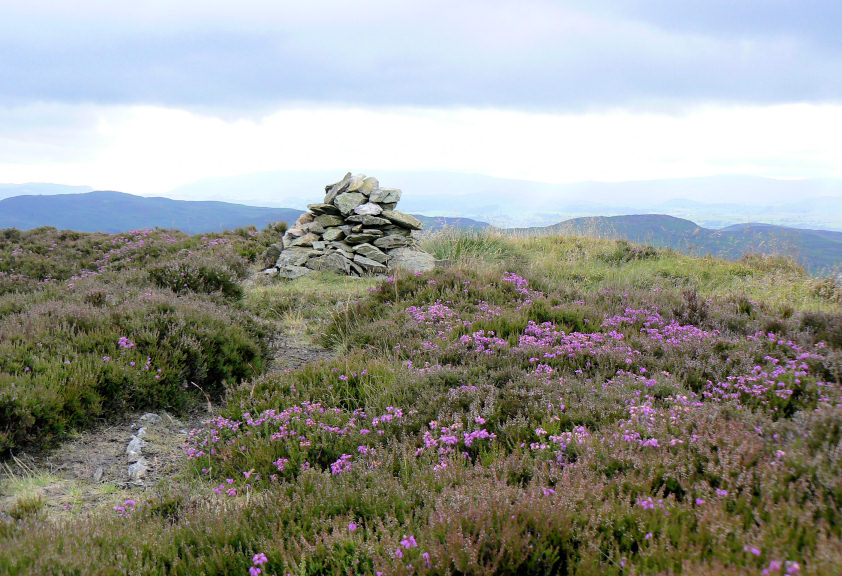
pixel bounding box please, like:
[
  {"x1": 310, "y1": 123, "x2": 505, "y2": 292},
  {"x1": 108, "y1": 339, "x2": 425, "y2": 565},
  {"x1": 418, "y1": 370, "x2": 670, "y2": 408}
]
[{"x1": 348, "y1": 522, "x2": 357, "y2": 532}]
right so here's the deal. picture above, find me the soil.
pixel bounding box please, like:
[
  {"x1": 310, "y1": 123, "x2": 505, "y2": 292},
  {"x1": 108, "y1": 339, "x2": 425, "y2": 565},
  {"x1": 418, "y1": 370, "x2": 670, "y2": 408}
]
[{"x1": 0, "y1": 331, "x2": 330, "y2": 522}]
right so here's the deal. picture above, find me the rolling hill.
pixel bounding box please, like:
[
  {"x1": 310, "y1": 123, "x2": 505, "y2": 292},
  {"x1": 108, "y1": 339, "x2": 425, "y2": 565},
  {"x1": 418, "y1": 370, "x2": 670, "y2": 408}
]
[
  {"x1": 0, "y1": 191, "x2": 488, "y2": 234},
  {"x1": 529, "y1": 214, "x2": 842, "y2": 275}
]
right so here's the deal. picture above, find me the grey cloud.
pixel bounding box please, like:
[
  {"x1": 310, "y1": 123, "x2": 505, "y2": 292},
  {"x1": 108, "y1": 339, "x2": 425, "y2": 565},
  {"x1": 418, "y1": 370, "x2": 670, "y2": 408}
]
[{"x1": 1, "y1": 1, "x2": 840, "y2": 113}]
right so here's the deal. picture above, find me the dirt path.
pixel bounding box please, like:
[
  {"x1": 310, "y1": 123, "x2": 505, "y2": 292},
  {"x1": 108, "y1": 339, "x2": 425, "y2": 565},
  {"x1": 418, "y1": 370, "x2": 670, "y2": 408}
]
[{"x1": 1, "y1": 330, "x2": 331, "y2": 523}]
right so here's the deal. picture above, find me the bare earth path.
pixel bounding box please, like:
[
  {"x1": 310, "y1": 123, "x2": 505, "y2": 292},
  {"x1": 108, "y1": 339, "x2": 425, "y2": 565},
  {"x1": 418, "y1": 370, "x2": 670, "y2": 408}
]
[{"x1": 0, "y1": 330, "x2": 330, "y2": 522}]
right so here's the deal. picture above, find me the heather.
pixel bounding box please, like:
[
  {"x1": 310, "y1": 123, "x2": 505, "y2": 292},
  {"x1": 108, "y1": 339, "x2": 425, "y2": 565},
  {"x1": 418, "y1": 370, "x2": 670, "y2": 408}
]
[
  {"x1": 0, "y1": 226, "x2": 281, "y2": 453},
  {"x1": 2, "y1": 230, "x2": 842, "y2": 575}
]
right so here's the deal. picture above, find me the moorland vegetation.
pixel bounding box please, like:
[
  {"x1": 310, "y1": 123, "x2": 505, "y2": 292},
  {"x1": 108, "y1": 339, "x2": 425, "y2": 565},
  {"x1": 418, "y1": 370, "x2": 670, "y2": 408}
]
[{"x1": 1, "y1": 225, "x2": 841, "y2": 575}]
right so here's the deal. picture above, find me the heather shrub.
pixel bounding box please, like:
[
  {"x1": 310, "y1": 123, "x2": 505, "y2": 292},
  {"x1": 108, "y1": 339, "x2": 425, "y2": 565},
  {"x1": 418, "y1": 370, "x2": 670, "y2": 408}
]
[{"x1": 2, "y1": 230, "x2": 842, "y2": 575}]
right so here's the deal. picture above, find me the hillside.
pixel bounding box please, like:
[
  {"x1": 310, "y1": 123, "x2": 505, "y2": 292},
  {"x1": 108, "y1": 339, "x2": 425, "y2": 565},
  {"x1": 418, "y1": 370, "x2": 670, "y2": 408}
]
[
  {"x1": 2, "y1": 227, "x2": 841, "y2": 574},
  {"x1": 530, "y1": 214, "x2": 842, "y2": 275},
  {"x1": 0, "y1": 191, "x2": 488, "y2": 234}
]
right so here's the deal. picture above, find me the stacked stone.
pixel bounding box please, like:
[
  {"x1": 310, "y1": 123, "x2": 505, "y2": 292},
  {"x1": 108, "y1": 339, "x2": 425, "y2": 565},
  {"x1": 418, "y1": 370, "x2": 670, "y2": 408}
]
[{"x1": 269, "y1": 173, "x2": 435, "y2": 278}]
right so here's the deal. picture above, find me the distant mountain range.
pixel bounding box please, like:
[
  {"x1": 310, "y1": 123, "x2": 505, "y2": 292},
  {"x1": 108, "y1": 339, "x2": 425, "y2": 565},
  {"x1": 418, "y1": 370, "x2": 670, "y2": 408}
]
[
  {"x1": 0, "y1": 190, "x2": 488, "y2": 235},
  {"x1": 524, "y1": 214, "x2": 842, "y2": 275}
]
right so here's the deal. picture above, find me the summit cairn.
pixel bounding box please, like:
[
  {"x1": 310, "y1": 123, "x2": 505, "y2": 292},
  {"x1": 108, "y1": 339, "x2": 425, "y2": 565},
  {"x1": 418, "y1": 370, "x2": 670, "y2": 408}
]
[{"x1": 268, "y1": 173, "x2": 435, "y2": 278}]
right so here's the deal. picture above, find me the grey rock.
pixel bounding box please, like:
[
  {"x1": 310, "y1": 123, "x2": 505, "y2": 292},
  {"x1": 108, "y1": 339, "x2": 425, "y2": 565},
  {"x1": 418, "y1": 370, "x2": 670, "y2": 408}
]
[
  {"x1": 312, "y1": 241, "x2": 327, "y2": 251},
  {"x1": 333, "y1": 192, "x2": 367, "y2": 215},
  {"x1": 261, "y1": 243, "x2": 283, "y2": 268},
  {"x1": 306, "y1": 252, "x2": 352, "y2": 274},
  {"x1": 286, "y1": 227, "x2": 306, "y2": 238},
  {"x1": 374, "y1": 234, "x2": 413, "y2": 250},
  {"x1": 294, "y1": 213, "x2": 315, "y2": 226},
  {"x1": 140, "y1": 413, "x2": 162, "y2": 424},
  {"x1": 288, "y1": 232, "x2": 320, "y2": 248},
  {"x1": 278, "y1": 265, "x2": 312, "y2": 279},
  {"x1": 351, "y1": 224, "x2": 363, "y2": 233},
  {"x1": 345, "y1": 214, "x2": 391, "y2": 226},
  {"x1": 388, "y1": 247, "x2": 436, "y2": 272},
  {"x1": 93, "y1": 466, "x2": 103, "y2": 482},
  {"x1": 128, "y1": 457, "x2": 149, "y2": 482},
  {"x1": 353, "y1": 243, "x2": 389, "y2": 264},
  {"x1": 381, "y1": 210, "x2": 423, "y2": 230},
  {"x1": 358, "y1": 176, "x2": 379, "y2": 196},
  {"x1": 262, "y1": 267, "x2": 279, "y2": 277},
  {"x1": 349, "y1": 260, "x2": 364, "y2": 276},
  {"x1": 361, "y1": 229, "x2": 384, "y2": 237},
  {"x1": 136, "y1": 427, "x2": 147, "y2": 437},
  {"x1": 307, "y1": 221, "x2": 325, "y2": 235},
  {"x1": 322, "y1": 228, "x2": 345, "y2": 242},
  {"x1": 381, "y1": 202, "x2": 398, "y2": 210},
  {"x1": 369, "y1": 187, "x2": 402, "y2": 204},
  {"x1": 277, "y1": 247, "x2": 319, "y2": 267},
  {"x1": 324, "y1": 172, "x2": 352, "y2": 204},
  {"x1": 127, "y1": 435, "x2": 145, "y2": 462},
  {"x1": 353, "y1": 254, "x2": 388, "y2": 273},
  {"x1": 345, "y1": 233, "x2": 377, "y2": 245},
  {"x1": 308, "y1": 203, "x2": 340, "y2": 216},
  {"x1": 316, "y1": 214, "x2": 345, "y2": 227},
  {"x1": 354, "y1": 202, "x2": 383, "y2": 216},
  {"x1": 346, "y1": 173, "x2": 366, "y2": 193}
]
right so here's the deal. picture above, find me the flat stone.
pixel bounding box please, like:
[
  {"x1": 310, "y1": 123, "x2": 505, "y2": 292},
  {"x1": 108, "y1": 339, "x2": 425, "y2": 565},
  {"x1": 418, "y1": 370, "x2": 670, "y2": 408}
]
[
  {"x1": 349, "y1": 260, "x2": 364, "y2": 276},
  {"x1": 286, "y1": 227, "x2": 306, "y2": 238},
  {"x1": 388, "y1": 247, "x2": 436, "y2": 272},
  {"x1": 306, "y1": 252, "x2": 352, "y2": 274},
  {"x1": 294, "y1": 213, "x2": 315, "y2": 226},
  {"x1": 277, "y1": 247, "x2": 319, "y2": 267},
  {"x1": 345, "y1": 214, "x2": 391, "y2": 226},
  {"x1": 353, "y1": 254, "x2": 388, "y2": 273},
  {"x1": 369, "y1": 187, "x2": 402, "y2": 204},
  {"x1": 333, "y1": 192, "x2": 367, "y2": 216},
  {"x1": 345, "y1": 233, "x2": 377, "y2": 245},
  {"x1": 278, "y1": 265, "x2": 312, "y2": 279},
  {"x1": 381, "y1": 202, "x2": 397, "y2": 210},
  {"x1": 140, "y1": 413, "x2": 162, "y2": 424},
  {"x1": 127, "y1": 435, "x2": 145, "y2": 462},
  {"x1": 128, "y1": 457, "x2": 149, "y2": 482},
  {"x1": 288, "y1": 232, "x2": 320, "y2": 248},
  {"x1": 361, "y1": 229, "x2": 384, "y2": 237},
  {"x1": 322, "y1": 228, "x2": 345, "y2": 242},
  {"x1": 324, "y1": 172, "x2": 352, "y2": 204},
  {"x1": 358, "y1": 176, "x2": 379, "y2": 196},
  {"x1": 381, "y1": 210, "x2": 423, "y2": 230},
  {"x1": 382, "y1": 225, "x2": 412, "y2": 236},
  {"x1": 315, "y1": 214, "x2": 345, "y2": 227},
  {"x1": 346, "y1": 174, "x2": 366, "y2": 193},
  {"x1": 262, "y1": 267, "x2": 279, "y2": 277},
  {"x1": 354, "y1": 202, "x2": 383, "y2": 216},
  {"x1": 353, "y1": 243, "x2": 389, "y2": 264},
  {"x1": 308, "y1": 203, "x2": 340, "y2": 216},
  {"x1": 374, "y1": 234, "x2": 413, "y2": 250},
  {"x1": 312, "y1": 241, "x2": 327, "y2": 250}
]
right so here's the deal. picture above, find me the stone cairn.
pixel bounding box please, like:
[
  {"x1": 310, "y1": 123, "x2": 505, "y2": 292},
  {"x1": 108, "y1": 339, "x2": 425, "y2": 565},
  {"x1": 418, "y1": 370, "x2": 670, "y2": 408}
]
[{"x1": 265, "y1": 173, "x2": 436, "y2": 278}]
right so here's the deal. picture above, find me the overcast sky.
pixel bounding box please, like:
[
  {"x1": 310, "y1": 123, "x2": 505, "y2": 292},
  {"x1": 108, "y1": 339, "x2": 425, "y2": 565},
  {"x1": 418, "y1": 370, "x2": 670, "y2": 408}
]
[{"x1": 1, "y1": 0, "x2": 841, "y2": 198}]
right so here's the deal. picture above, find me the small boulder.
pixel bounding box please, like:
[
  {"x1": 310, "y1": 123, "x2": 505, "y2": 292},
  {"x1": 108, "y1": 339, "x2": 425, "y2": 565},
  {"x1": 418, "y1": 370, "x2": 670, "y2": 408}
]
[
  {"x1": 333, "y1": 192, "x2": 367, "y2": 216},
  {"x1": 369, "y1": 188, "x2": 402, "y2": 204},
  {"x1": 381, "y1": 210, "x2": 423, "y2": 230},
  {"x1": 316, "y1": 214, "x2": 345, "y2": 227},
  {"x1": 374, "y1": 234, "x2": 413, "y2": 250},
  {"x1": 353, "y1": 254, "x2": 387, "y2": 273},
  {"x1": 353, "y1": 243, "x2": 389, "y2": 264},
  {"x1": 388, "y1": 247, "x2": 436, "y2": 272},
  {"x1": 308, "y1": 203, "x2": 340, "y2": 216},
  {"x1": 345, "y1": 233, "x2": 377, "y2": 245},
  {"x1": 322, "y1": 228, "x2": 345, "y2": 242},
  {"x1": 324, "y1": 172, "x2": 352, "y2": 204},
  {"x1": 354, "y1": 202, "x2": 383, "y2": 216}
]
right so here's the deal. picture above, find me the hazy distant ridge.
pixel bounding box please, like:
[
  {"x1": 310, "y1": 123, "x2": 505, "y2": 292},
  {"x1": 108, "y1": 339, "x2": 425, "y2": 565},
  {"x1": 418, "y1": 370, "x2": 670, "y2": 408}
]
[
  {"x1": 527, "y1": 214, "x2": 842, "y2": 275},
  {"x1": 0, "y1": 191, "x2": 488, "y2": 234}
]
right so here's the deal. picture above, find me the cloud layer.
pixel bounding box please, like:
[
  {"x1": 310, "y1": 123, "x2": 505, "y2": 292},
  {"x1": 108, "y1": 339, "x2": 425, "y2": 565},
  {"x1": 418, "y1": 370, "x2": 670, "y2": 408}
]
[{"x1": 2, "y1": 0, "x2": 840, "y2": 112}]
